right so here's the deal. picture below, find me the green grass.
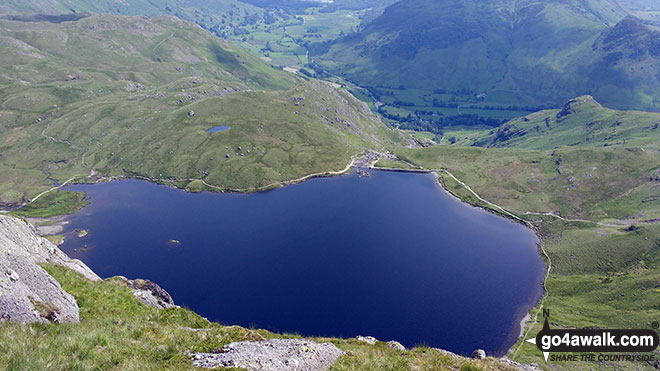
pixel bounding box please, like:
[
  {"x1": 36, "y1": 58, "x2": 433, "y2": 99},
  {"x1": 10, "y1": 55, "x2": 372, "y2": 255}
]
[
  {"x1": 373, "y1": 87, "x2": 536, "y2": 126},
  {"x1": 0, "y1": 264, "x2": 239, "y2": 370},
  {"x1": 510, "y1": 219, "x2": 660, "y2": 370},
  {"x1": 397, "y1": 145, "x2": 660, "y2": 221},
  {"x1": 226, "y1": 8, "x2": 363, "y2": 70},
  {"x1": 45, "y1": 234, "x2": 65, "y2": 245},
  {"x1": 10, "y1": 190, "x2": 88, "y2": 218},
  {"x1": 0, "y1": 264, "x2": 517, "y2": 370},
  {"x1": 468, "y1": 96, "x2": 660, "y2": 151},
  {"x1": 0, "y1": 14, "x2": 403, "y2": 208},
  {"x1": 373, "y1": 158, "x2": 413, "y2": 170}
]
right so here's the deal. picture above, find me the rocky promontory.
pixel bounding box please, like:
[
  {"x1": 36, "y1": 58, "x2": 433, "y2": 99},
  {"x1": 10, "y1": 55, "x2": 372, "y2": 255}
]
[
  {"x1": 0, "y1": 215, "x2": 99, "y2": 323},
  {"x1": 0, "y1": 215, "x2": 177, "y2": 322}
]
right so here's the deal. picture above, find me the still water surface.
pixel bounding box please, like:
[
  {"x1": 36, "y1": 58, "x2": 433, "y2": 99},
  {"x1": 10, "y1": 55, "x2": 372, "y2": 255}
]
[
  {"x1": 61, "y1": 170, "x2": 544, "y2": 355},
  {"x1": 207, "y1": 126, "x2": 230, "y2": 133}
]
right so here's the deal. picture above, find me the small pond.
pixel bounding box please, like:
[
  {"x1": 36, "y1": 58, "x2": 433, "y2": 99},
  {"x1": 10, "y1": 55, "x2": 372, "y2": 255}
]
[{"x1": 207, "y1": 126, "x2": 230, "y2": 133}]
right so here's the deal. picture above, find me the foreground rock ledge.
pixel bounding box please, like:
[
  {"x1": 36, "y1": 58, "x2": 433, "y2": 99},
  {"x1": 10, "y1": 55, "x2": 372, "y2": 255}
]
[
  {"x1": 0, "y1": 214, "x2": 174, "y2": 323},
  {"x1": 190, "y1": 339, "x2": 345, "y2": 371},
  {"x1": 0, "y1": 215, "x2": 100, "y2": 323}
]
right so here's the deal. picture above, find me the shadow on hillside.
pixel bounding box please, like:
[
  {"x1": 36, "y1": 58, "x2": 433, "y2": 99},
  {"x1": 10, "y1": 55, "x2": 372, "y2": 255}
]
[{"x1": 3, "y1": 13, "x2": 91, "y2": 24}]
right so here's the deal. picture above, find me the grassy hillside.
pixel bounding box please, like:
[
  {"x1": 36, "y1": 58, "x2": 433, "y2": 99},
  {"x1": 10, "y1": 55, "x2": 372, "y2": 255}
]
[
  {"x1": 619, "y1": 0, "x2": 660, "y2": 11},
  {"x1": 0, "y1": 264, "x2": 516, "y2": 370},
  {"x1": 315, "y1": 0, "x2": 660, "y2": 126},
  {"x1": 0, "y1": 14, "x2": 400, "y2": 207},
  {"x1": 0, "y1": 0, "x2": 267, "y2": 30},
  {"x1": 446, "y1": 95, "x2": 660, "y2": 150},
  {"x1": 397, "y1": 145, "x2": 660, "y2": 221},
  {"x1": 0, "y1": 0, "x2": 397, "y2": 73}
]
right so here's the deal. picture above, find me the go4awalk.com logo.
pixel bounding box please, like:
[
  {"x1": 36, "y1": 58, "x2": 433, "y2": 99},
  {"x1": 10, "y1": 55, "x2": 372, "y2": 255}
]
[{"x1": 525, "y1": 310, "x2": 659, "y2": 363}]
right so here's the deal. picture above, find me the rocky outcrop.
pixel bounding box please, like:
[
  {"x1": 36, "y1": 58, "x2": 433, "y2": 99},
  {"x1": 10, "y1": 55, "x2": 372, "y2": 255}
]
[
  {"x1": 472, "y1": 349, "x2": 486, "y2": 359},
  {"x1": 0, "y1": 216, "x2": 99, "y2": 281},
  {"x1": 0, "y1": 215, "x2": 100, "y2": 323},
  {"x1": 111, "y1": 276, "x2": 177, "y2": 309},
  {"x1": 386, "y1": 340, "x2": 406, "y2": 351},
  {"x1": 190, "y1": 339, "x2": 345, "y2": 370},
  {"x1": 0, "y1": 252, "x2": 78, "y2": 323},
  {"x1": 355, "y1": 335, "x2": 377, "y2": 345},
  {"x1": 556, "y1": 95, "x2": 602, "y2": 120},
  {"x1": 129, "y1": 278, "x2": 176, "y2": 309},
  {"x1": 0, "y1": 214, "x2": 181, "y2": 321}
]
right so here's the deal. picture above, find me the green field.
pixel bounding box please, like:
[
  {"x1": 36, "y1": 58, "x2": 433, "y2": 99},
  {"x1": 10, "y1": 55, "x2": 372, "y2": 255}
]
[
  {"x1": 224, "y1": 7, "x2": 364, "y2": 70},
  {"x1": 373, "y1": 86, "x2": 538, "y2": 126}
]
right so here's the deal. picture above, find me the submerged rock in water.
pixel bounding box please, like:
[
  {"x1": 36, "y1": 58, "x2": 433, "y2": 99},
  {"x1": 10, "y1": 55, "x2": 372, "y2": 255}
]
[{"x1": 190, "y1": 338, "x2": 344, "y2": 370}]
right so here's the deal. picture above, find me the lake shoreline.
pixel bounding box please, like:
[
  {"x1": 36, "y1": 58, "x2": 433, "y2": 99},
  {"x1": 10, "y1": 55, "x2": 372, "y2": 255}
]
[
  {"x1": 372, "y1": 163, "x2": 548, "y2": 357},
  {"x1": 19, "y1": 153, "x2": 546, "y2": 358}
]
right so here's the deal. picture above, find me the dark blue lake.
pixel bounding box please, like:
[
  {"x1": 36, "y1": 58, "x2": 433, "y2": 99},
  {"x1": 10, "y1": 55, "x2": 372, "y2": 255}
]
[{"x1": 60, "y1": 170, "x2": 544, "y2": 356}]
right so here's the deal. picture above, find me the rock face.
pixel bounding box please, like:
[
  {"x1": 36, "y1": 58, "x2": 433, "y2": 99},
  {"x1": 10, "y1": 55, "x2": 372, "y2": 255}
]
[
  {"x1": 0, "y1": 254, "x2": 78, "y2": 323},
  {"x1": 112, "y1": 276, "x2": 177, "y2": 309},
  {"x1": 387, "y1": 340, "x2": 406, "y2": 351},
  {"x1": 191, "y1": 339, "x2": 345, "y2": 370},
  {"x1": 0, "y1": 215, "x2": 100, "y2": 323},
  {"x1": 355, "y1": 335, "x2": 377, "y2": 345},
  {"x1": 555, "y1": 95, "x2": 602, "y2": 120},
  {"x1": 0, "y1": 214, "x2": 180, "y2": 323},
  {"x1": 472, "y1": 349, "x2": 487, "y2": 359},
  {"x1": 0, "y1": 216, "x2": 100, "y2": 281}
]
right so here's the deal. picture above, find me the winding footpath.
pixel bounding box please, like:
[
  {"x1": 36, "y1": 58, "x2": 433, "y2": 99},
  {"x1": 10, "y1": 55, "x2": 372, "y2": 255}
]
[
  {"x1": 439, "y1": 170, "x2": 526, "y2": 223},
  {"x1": 29, "y1": 176, "x2": 80, "y2": 204},
  {"x1": 521, "y1": 211, "x2": 644, "y2": 228},
  {"x1": 433, "y1": 168, "x2": 553, "y2": 358}
]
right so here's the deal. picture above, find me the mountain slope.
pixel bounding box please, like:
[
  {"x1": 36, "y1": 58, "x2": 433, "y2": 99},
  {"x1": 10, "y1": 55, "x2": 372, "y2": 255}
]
[
  {"x1": 0, "y1": 14, "x2": 399, "y2": 207},
  {"x1": 0, "y1": 0, "x2": 264, "y2": 27},
  {"x1": 466, "y1": 95, "x2": 660, "y2": 150},
  {"x1": 618, "y1": 0, "x2": 660, "y2": 11},
  {"x1": 316, "y1": 0, "x2": 660, "y2": 112}
]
